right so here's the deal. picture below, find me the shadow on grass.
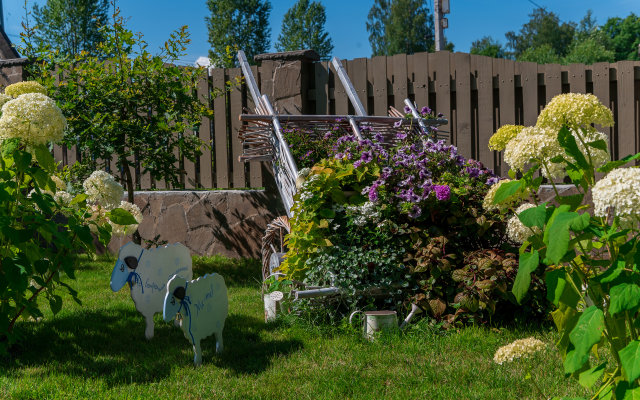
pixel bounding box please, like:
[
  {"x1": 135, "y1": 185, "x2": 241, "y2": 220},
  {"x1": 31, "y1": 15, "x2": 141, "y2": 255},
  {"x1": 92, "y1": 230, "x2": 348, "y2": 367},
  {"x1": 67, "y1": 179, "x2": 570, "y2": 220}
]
[{"x1": 0, "y1": 308, "x2": 302, "y2": 384}]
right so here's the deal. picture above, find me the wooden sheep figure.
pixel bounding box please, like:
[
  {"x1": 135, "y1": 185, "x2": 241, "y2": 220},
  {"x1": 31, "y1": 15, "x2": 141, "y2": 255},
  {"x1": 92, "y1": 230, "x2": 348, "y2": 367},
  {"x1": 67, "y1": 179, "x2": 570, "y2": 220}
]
[
  {"x1": 110, "y1": 242, "x2": 193, "y2": 339},
  {"x1": 163, "y1": 273, "x2": 228, "y2": 366}
]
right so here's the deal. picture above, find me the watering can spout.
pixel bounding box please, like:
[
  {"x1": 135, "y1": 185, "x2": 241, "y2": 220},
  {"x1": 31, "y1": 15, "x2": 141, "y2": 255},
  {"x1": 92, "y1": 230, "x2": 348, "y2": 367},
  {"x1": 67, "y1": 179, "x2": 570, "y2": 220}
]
[{"x1": 400, "y1": 303, "x2": 423, "y2": 330}]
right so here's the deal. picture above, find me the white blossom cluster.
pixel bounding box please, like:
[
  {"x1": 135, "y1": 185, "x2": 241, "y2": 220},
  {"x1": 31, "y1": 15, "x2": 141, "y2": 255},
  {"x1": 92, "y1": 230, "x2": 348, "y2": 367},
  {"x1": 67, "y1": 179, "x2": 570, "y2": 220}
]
[
  {"x1": 346, "y1": 201, "x2": 381, "y2": 226},
  {"x1": 507, "y1": 203, "x2": 540, "y2": 243},
  {"x1": 536, "y1": 93, "x2": 614, "y2": 131},
  {"x1": 503, "y1": 126, "x2": 609, "y2": 179},
  {"x1": 83, "y1": 170, "x2": 124, "y2": 209},
  {"x1": 592, "y1": 168, "x2": 640, "y2": 224},
  {"x1": 0, "y1": 93, "x2": 11, "y2": 109},
  {"x1": 110, "y1": 201, "x2": 143, "y2": 236},
  {"x1": 86, "y1": 204, "x2": 108, "y2": 234},
  {"x1": 0, "y1": 93, "x2": 66, "y2": 146},
  {"x1": 4, "y1": 81, "x2": 48, "y2": 98},
  {"x1": 493, "y1": 337, "x2": 546, "y2": 365},
  {"x1": 53, "y1": 191, "x2": 73, "y2": 206}
]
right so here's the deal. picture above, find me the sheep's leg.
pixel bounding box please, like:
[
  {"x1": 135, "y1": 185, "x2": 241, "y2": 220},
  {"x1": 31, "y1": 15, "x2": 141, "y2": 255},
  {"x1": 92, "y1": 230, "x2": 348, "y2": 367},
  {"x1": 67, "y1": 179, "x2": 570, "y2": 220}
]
[
  {"x1": 215, "y1": 330, "x2": 224, "y2": 354},
  {"x1": 193, "y1": 339, "x2": 202, "y2": 366},
  {"x1": 144, "y1": 314, "x2": 155, "y2": 340},
  {"x1": 173, "y1": 314, "x2": 182, "y2": 329}
]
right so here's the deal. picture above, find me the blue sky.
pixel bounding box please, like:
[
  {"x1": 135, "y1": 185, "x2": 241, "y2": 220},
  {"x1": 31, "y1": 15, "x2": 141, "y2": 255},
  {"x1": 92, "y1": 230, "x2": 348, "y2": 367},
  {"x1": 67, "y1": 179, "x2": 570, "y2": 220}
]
[{"x1": 3, "y1": 0, "x2": 640, "y2": 65}]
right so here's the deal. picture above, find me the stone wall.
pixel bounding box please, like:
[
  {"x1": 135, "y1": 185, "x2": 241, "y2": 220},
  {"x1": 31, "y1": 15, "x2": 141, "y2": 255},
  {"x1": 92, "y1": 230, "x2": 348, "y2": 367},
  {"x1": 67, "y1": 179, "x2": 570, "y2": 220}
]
[
  {"x1": 0, "y1": 59, "x2": 27, "y2": 87},
  {"x1": 108, "y1": 190, "x2": 285, "y2": 259}
]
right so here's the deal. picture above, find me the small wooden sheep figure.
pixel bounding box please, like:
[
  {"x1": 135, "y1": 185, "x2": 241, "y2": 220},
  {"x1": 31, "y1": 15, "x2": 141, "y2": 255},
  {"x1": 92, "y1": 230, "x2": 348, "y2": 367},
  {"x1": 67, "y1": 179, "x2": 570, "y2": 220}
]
[
  {"x1": 110, "y1": 242, "x2": 193, "y2": 339},
  {"x1": 163, "y1": 273, "x2": 228, "y2": 366}
]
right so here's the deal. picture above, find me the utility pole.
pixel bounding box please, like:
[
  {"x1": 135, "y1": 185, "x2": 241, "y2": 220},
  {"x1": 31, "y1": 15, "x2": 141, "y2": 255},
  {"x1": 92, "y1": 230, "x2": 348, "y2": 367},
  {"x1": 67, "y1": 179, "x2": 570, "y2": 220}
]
[
  {"x1": 0, "y1": 0, "x2": 4, "y2": 31},
  {"x1": 434, "y1": 0, "x2": 450, "y2": 51}
]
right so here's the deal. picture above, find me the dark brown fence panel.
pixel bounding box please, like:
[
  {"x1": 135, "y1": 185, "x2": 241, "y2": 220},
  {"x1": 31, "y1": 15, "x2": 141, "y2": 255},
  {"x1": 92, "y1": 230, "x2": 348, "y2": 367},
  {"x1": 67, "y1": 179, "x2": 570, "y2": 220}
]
[
  {"x1": 471, "y1": 54, "x2": 495, "y2": 171},
  {"x1": 431, "y1": 52, "x2": 451, "y2": 144},
  {"x1": 229, "y1": 68, "x2": 245, "y2": 188},
  {"x1": 212, "y1": 68, "x2": 228, "y2": 189},
  {"x1": 198, "y1": 72, "x2": 214, "y2": 189},
  {"x1": 247, "y1": 65, "x2": 263, "y2": 188},
  {"x1": 454, "y1": 52, "x2": 472, "y2": 159},
  {"x1": 372, "y1": 56, "x2": 388, "y2": 116},
  {"x1": 617, "y1": 61, "x2": 636, "y2": 159},
  {"x1": 411, "y1": 52, "x2": 429, "y2": 110},
  {"x1": 393, "y1": 54, "x2": 408, "y2": 112}
]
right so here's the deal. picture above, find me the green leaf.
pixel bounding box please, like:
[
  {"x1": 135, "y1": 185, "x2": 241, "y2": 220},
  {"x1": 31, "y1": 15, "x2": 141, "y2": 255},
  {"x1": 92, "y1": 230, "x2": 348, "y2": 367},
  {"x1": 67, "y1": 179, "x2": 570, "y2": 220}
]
[
  {"x1": 586, "y1": 139, "x2": 608, "y2": 151},
  {"x1": 569, "y1": 306, "x2": 604, "y2": 371},
  {"x1": 557, "y1": 194, "x2": 585, "y2": 211},
  {"x1": 1, "y1": 138, "x2": 19, "y2": 158},
  {"x1": 107, "y1": 208, "x2": 138, "y2": 225},
  {"x1": 34, "y1": 145, "x2": 56, "y2": 172},
  {"x1": 598, "y1": 152, "x2": 640, "y2": 173},
  {"x1": 545, "y1": 211, "x2": 579, "y2": 265},
  {"x1": 594, "y1": 259, "x2": 626, "y2": 284},
  {"x1": 609, "y1": 283, "x2": 640, "y2": 315},
  {"x1": 546, "y1": 269, "x2": 580, "y2": 308},
  {"x1": 558, "y1": 125, "x2": 590, "y2": 170},
  {"x1": 48, "y1": 294, "x2": 62, "y2": 315},
  {"x1": 69, "y1": 193, "x2": 88, "y2": 206},
  {"x1": 620, "y1": 341, "x2": 640, "y2": 382},
  {"x1": 518, "y1": 203, "x2": 548, "y2": 230},
  {"x1": 13, "y1": 150, "x2": 32, "y2": 172},
  {"x1": 564, "y1": 346, "x2": 589, "y2": 375},
  {"x1": 578, "y1": 362, "x2": 606, "y2": 388},
  {"x1": 317, "y1": 208, "x2": 335, "y2": 218},
  {"x1": 492, "y1": 180, "x2": 522, "y2": 204},
  {"x1": 512, "y1": 250, "x2": 539, "y2": 303},
  {"x1": 615, "y1": 381, "x2": 640, "y2": 400}
]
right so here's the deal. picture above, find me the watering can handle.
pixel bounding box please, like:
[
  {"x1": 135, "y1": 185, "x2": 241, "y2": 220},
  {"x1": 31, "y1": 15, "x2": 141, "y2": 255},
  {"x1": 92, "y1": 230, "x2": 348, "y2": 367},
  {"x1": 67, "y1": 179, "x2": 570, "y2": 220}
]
[{"x1": 349, "y1": 310, "x2": 363, "y2": 325}]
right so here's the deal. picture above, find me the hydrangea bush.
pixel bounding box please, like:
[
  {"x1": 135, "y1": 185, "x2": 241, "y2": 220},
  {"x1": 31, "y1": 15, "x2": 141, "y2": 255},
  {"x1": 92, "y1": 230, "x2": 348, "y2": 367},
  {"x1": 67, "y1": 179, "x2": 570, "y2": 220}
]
[
  {"x1": 0, "y1": 82, "x2": 138, "y2": 355},
  {"x1": 490, "y1": 93, "x2": 640, "y2": 398},
  {"x1": 280, "y1": 125, "x2": 546, "y2": 325}
]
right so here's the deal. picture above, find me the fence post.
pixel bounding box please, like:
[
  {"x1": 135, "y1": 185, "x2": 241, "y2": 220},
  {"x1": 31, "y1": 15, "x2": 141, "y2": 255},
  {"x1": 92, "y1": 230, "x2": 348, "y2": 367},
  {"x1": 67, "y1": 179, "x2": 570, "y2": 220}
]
[{"x1": 254, "y1": 49, "x2": 320, "y2": 115}]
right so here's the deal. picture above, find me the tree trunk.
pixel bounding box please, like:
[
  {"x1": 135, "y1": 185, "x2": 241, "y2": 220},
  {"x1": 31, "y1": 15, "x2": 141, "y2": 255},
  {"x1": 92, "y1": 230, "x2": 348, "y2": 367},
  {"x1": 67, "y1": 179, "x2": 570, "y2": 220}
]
[{"x1": 121, "y1": 158, "x2": 142, "y2": 245}]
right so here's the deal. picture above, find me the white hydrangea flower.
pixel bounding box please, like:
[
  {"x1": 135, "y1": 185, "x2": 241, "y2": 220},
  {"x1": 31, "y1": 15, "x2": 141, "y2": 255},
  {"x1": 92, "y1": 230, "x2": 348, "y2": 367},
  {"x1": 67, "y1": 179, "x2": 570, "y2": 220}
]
[
  {"x1": 346, "y1": 201, "x2": 381, "y2": 226},
  {"x1": 536, "y1": 93, "x2": 614, "y2": 131},
  {"x1": 507, "y1": 203, "x2": 540, "y2": 243},
  {"x1": 0, "y1": 93, "x2": 66, "y2": 146},
  {"x1": 493, "y1": 337, "x2": 546, "y2": 365},
  {"x1": 504, "y1": 125, "x2": 610, "y2": 179},
  {"x1": 4, "y1": 81, "x2": 48, "y2": 98},
  {"x1": 83, "y1": 170, "x2": 124, "y2": 210},
  {"x1": 86, "y1": 204, "x2": 108, "y2": 234},
  {"x1": 592, "y1": 168, "x2": 640, "y2": 225},
  {"x1": 0, "y1": 93, "x2": 12, "y2": 109},
  {"x1": 110, "y1": 200, "x2": 143, "y2": 236},
  {"x1": 53, "y1": 190, "x2": 73, "y2": 206}
]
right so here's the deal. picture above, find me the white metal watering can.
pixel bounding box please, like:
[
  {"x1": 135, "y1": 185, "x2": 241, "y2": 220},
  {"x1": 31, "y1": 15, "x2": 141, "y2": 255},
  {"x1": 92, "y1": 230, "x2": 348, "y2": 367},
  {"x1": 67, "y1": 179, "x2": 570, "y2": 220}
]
[{"x1": 349, "y1": 304, "x2": 423, "y2": 340}]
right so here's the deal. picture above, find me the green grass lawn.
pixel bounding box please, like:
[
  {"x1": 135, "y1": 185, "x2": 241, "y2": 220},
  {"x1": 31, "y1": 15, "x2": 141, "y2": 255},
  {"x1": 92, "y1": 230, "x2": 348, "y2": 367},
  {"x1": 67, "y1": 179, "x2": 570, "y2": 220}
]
[{"x1": 0, "y1": 255, "x2": 588, "y2": 400}]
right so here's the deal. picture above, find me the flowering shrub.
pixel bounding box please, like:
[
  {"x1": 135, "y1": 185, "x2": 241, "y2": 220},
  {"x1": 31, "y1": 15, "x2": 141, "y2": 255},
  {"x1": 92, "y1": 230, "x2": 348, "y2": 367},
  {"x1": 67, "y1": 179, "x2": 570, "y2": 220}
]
[
  {"x1": 490, "y1": 93, "x2": 640, "y2": 398},
  {"x1": 280, "y1": 127, "x2": 544, "y2": 324},
  {"x1": 0, "y1": 82, "x2": 137, "y2": 355}
]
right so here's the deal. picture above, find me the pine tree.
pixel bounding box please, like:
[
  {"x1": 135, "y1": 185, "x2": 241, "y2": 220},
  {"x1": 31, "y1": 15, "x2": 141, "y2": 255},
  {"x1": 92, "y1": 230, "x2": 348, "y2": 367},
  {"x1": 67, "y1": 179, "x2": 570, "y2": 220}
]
[
  {"x1": 31, "y1": 0, "x2": 109, "y2": 57},
  {"x1": 274, "y1": 0, "x2": 333, "y2": 60},
  {"x1": 206, "y1": 0, "x2": 271, "y2": 67}
]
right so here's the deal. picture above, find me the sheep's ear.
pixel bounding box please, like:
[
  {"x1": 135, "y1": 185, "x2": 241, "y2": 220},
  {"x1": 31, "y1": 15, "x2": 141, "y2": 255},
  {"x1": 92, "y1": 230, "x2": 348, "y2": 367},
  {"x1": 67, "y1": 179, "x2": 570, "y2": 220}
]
[
  {"x1": 173, "y1": 286, "x2": 186, "y2": 300},
  {"x1": 124, "y1": 256, "x2": 138, "y2": 269}
]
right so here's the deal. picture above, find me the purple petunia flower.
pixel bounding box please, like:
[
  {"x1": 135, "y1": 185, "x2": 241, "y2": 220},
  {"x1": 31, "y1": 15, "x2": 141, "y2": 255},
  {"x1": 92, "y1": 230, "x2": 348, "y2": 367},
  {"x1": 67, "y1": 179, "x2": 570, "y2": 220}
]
[
  {"x1": 369, "y1": 183, "x2": 379, "y2": 202},
  {"x1": 408, "y1": 205, "x2": 422, "y2": 219},
  {"x1": 361, "y1": 151, "x2": 373, "y2": 163},
  {"x1": 434, "y1": 185, "x2": 451, "y2": 201},
  {"x1": 374, "y1": 132, "x2": 384, "y2": 143},
  {"x1": 486, "y1": 177, "x2": 500, "y2": 186},
  {"x1": 404, "y1": 105, "x2": 411, "y2": 113},
  {"x1": 396, "y1": 132, "x2": 407, "y2": 140},
  {"x1": 437, "y1": 113, "x2": 444, "y2": 118},
  {"x1": 353, "y1": 160, "x2": 362, "y2": 168},
  {"x1": 393, "y1": 120, "x2": 402, "y2": 128},
  {"x1": 421, "y1": 106, "x2": 432, "y2": 115}
]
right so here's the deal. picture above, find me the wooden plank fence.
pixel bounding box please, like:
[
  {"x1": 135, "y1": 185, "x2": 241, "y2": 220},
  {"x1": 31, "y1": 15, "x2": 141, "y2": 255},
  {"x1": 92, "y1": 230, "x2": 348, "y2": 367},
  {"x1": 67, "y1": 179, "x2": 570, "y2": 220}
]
[{"x1": 51, "y1": 51, "x2": 640, "y2": 189}]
